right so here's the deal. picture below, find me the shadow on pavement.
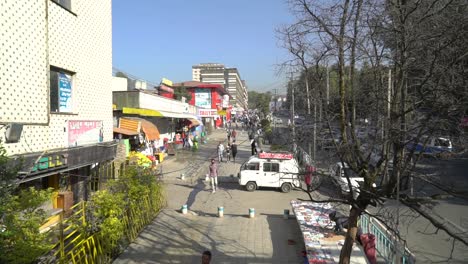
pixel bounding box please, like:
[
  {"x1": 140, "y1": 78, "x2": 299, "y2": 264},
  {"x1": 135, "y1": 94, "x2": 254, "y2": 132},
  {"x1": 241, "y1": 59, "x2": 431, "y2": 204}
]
[{"x1": 113, "y1": 209, "x2": 305, "y2": 264}]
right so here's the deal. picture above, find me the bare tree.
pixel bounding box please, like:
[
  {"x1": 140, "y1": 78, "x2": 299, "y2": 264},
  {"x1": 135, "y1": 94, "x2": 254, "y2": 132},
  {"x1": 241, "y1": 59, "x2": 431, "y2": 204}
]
[{"x1": 279, "y1": 0, "x2": 468, "y2": 263}]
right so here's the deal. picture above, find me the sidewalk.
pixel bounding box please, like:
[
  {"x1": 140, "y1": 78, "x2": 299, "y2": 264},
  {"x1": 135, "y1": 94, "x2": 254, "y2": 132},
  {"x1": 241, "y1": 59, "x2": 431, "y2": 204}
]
[{"x1": 113, "y1": 128, "x2": 308, "y2": 264}]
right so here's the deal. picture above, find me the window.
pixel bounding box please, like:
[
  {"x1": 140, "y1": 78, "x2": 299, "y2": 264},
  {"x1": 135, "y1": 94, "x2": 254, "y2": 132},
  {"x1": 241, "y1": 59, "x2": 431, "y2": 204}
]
[
  {"x1": 50, "y1": 67, "x2": 74, "y2": 113},
  {"x1": 263, "y1": 163, "x2": 280, "y2": 172},
  {"x1": 52, "y1": 0, "x2": 72, "y2": 11},
  {"x1": 245, "y1": 162, "x2": 259, "y2": 171}
]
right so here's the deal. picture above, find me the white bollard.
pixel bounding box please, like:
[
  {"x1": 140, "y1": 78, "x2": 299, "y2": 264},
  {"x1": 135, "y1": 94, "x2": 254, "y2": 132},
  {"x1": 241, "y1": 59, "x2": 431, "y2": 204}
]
[
  {"x1": 181, "y1": 173, "x2": 185, "y2": 180},
  {"x1": 181, "y1": 204, "x2": 188, "y2": 214},
  {"x1": 205, "y1": 173, "x2": 209, "y2": 181},
  {"x1": 249, "y1": 208, "x2": 255, "y2": 218},
  {"x1": 218, "y1": 206, "x2": 224, "y2": 218}
]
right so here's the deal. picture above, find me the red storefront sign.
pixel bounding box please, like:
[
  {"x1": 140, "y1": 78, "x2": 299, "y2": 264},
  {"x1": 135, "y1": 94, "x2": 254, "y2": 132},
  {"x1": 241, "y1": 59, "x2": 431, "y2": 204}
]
[{"x1": 198, "y1": 109, "x2": 219, "y2": 117}]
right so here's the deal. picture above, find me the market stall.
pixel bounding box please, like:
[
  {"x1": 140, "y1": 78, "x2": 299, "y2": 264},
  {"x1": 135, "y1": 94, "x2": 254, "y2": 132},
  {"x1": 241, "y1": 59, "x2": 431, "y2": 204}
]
[{"x1": 290, "y1": 200, "x2": 369, "y2": 264}]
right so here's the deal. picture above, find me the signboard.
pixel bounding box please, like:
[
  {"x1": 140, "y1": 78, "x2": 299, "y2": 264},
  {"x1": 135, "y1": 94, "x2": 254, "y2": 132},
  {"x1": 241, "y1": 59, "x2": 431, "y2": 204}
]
[
  {"x1": 31, "y1": 154, "x2": 68, "y2": 173},
  {"x1": 159, "y1": 84, "x2": 174, "y2": 93},
  {"x1": 222, "y1": 94, "x2": 230, "y2": 108},
  {"x1": 217, "y1": 110, "x2": 227, "y2": 116},
  {"x1": 198, "y1": 109, "x2": 219, "y2": 117},
  {"x1": 259, "y1": 152, "x2": 293, "y2": 160},
  {"x1": 161, "y1": 78, "x2": 173, "y2": 87},
  {"x1": 195, "y1": 89, "x2": 211, "y2": 108},
  {"x1": 68, "y1": 120, "x2": 103, "y2": 147},
  {"x1": 59, "y1": 73, "x2": 72, "y2": 112}
]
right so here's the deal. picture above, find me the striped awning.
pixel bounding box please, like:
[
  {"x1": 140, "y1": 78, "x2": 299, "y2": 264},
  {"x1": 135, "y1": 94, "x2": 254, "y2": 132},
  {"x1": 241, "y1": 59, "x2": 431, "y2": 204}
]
[
  {"x1": 119, "y1": 118, "x2": 140, "y2": 132},
  {"x1": 139, "y1": 119, "x2": 160, "y2": 141},
  {"x1": 113, "y1": 127, "x2": 139, "y2": 136}
]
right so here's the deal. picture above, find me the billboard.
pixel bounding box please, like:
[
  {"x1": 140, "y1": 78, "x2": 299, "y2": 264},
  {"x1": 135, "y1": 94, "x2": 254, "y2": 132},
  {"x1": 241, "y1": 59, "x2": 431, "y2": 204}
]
[
  {"x1": 195, "y1": 89, "x2": 211, "y2": 108},
  {"x1": 67, "y1": 120, "x2": 103, "y2": 147},
  {"x1": 161, "y1": 78, "x2": 173, "y2": 86},
  {"x1": 59, "y1": 73, "x2": 72, "y2": 112}
]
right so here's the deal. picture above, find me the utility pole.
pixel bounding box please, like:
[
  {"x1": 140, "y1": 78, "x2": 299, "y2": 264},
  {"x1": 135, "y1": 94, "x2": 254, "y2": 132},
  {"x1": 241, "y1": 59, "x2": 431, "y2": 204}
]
[
  {"x1": 326, "y1": 66, "x2": 330, "y2": 105},
  {"x1": 305, "y1": 71, "x2": 313, "y2": 160},
  {"x1": 273, "y1": 88, "x2": 278, "y2": 130},
  {"x1": 290, "y1": 72, "x2": 296, "y2": 152}
]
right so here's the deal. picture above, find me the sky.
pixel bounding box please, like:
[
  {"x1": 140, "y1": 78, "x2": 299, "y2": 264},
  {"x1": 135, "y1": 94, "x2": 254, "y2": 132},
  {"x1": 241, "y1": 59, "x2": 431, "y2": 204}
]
[{"x1": 112, "y1": 0, "x2": 295, "y2": 93}]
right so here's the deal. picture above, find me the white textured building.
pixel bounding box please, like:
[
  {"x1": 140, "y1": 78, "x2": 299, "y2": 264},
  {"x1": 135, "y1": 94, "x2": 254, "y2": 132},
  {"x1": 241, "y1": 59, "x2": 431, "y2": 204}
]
[{"x1": 0, "y1": 0, "x2": 115, "y2": 202}]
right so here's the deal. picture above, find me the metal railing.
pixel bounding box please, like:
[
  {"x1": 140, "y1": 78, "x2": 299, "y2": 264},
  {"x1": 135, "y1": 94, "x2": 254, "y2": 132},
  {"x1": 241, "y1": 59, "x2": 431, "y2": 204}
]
[{"x1": 360, "y1": 214, "x2": 415, "y2": 264}]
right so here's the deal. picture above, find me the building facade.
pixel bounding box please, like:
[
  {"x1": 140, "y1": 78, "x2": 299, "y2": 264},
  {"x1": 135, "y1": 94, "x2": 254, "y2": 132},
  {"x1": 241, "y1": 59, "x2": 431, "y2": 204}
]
[
  {"x1": 173, "y1": 81, "x2": 230, "y2": 130},
  {"x1": 192, "y1": 63, "x2": 248, "y2": 112},
  {"x1": 0, "y1": 0, "x2": 115, "y2": 205}
]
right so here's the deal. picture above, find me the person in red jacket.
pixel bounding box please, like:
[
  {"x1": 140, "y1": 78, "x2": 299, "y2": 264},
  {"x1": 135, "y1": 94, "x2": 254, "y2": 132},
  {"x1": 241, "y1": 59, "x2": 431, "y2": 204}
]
[
  {"x1": 231, "y1": 129, "x2": 237, "y2": 141},
  {"x1": 304, "y1": 165, "x2": 315, "y2": 192}
]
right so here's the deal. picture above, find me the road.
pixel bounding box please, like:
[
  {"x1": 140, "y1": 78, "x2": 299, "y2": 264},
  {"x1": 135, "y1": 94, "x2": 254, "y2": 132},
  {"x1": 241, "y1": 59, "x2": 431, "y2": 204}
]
[{"x1": 277, "y1": 119, "x2": 468, "y2": 263}]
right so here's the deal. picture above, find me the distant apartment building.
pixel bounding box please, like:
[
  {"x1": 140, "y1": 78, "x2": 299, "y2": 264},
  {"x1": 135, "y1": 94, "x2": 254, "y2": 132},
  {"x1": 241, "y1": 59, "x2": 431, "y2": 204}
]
[
  {"x1": 192, "y1": 63, "x2": 248, "y2": 112},
  {"x1": 0, "y1": 0, "x2": 115, "y2": 205}
]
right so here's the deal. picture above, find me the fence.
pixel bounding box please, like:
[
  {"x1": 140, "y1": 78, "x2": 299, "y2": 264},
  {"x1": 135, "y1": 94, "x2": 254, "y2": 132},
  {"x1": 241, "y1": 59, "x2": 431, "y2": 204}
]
[
  {"x1": 360, "y1": 214, "x2": 415, "y2": 264},
  {"x1": 41, "y1": 167, "x2": 165, "y2": 263}
]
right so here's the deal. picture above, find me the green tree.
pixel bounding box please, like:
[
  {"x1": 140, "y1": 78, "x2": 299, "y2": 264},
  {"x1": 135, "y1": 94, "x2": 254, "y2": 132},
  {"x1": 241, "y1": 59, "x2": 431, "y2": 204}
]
[
  {"x1": 173, "y1": 84, "x2": 192, "y2": 102},
  {"x1": 248, "y1": 91, "x2": 272, "y2": 116},
  {"x1": 0, "y1": 141, "x2": 54, "y2": 264}
]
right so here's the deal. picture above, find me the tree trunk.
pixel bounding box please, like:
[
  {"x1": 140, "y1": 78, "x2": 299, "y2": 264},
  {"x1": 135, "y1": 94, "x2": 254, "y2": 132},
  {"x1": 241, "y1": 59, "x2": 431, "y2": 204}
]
[
  {"x1": 339, "y1": 206, "x2": 360, "y2": 264},
  {"x1": 338, "y1": 0, "x2": 351, "y2": 144}
]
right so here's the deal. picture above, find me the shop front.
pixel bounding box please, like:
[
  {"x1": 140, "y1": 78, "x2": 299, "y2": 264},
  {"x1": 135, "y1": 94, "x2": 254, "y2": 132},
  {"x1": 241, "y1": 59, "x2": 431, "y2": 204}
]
[{"x1": 12, "y1": 141, "x2": 117, "y2": 212}]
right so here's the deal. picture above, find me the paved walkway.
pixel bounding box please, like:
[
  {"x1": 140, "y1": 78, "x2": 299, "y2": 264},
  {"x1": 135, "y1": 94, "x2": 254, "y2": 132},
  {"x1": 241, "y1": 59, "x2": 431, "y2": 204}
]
[{"x1": 113, "y1": 128, "x2": 308, "y2": 264}]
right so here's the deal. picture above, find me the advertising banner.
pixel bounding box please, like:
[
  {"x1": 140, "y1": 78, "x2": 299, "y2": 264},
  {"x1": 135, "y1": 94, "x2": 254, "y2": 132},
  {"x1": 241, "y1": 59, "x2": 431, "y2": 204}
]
[
  {"x1": 195, "y1": 89, "x2": 211, "y2": 108},
  {"x1": 222, "y1": 94, "x2": 230, "y2": 108},
  {"x1": 59, "y1": 73, "x2": 72, "y2": 112},
  {"x1": 68, "y1": 120, "x2": 103, "y2": 147},
  {"x1": 198, "y1": 109, "x2": 219, "y2": 117}
]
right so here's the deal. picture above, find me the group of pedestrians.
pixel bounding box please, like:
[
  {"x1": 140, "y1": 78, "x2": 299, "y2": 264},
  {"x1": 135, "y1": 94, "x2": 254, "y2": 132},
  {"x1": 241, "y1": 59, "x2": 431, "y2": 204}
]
[{"x1": 217, "y1": 129, "x2": 238, "y2": 163}]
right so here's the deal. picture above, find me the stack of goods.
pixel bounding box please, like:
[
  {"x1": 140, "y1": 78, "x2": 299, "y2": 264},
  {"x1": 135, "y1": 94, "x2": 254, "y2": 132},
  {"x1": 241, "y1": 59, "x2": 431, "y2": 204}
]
[{"x1": 291, "y1": 200, "x2": 337, "y2": 264}]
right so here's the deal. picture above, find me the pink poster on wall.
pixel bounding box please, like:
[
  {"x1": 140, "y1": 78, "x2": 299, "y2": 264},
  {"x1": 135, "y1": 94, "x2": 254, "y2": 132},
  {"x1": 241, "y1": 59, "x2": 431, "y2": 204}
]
[{"x1": 68, "y1": 120, "x2": 103, "y2": 147}]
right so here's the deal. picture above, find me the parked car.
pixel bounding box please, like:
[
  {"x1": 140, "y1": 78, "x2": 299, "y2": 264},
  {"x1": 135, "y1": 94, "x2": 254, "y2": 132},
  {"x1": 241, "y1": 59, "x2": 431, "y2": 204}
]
[
  {"x1": 406, "y1": 136, "x2": 453, "y2": 157},
  {"x1": 238, "y1": 152, "x2": 300, "y2": 192},
  {"x1": 329, "y1": 162, "x2": 364, "y2": 197},
  {"x1": 273, "y1": 116, "x2": 283, "y2": 124}
]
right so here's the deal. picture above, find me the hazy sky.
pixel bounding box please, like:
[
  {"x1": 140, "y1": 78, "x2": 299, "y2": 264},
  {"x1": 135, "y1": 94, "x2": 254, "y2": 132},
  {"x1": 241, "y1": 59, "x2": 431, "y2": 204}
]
[{"x1": 112, "y1": 0, "x2": 294, "y2": 93}]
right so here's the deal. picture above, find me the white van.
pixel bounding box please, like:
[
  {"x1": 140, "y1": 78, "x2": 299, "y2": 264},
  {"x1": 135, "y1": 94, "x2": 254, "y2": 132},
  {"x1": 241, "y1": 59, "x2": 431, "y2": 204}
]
[
  {"x1": 329, "y1": 162, "x2": 364, "y2": 197},
  {"x1": 238, "y1": 152, "x2": 300, "y2": 192}
]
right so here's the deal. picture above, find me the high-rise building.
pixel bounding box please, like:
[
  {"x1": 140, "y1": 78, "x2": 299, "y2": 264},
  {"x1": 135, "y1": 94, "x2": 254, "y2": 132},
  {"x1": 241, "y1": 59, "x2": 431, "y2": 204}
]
[{"x1": 192, "y1": 63, "x2": 248, "y2": 111}]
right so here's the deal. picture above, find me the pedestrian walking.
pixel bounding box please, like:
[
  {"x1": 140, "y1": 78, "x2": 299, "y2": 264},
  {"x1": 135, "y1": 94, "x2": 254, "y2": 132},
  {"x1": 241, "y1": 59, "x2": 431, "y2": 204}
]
[
  {"x1": 231, "y1": 141, "x2": 238, "y2": 163},
  {"x1": 226, "y1": 143, "x2": 231, "y2": 162},
  {"x1": 209, "y1": 159, "x2": 218, "y2": 193},
  {"x1": 217, "y1": 142, "x2": 225, "y2": 162},
  {"x1": 202, "y1": 250, "x2": 212, "y2": 264},
  {"x1": 231, "y1": 129, "x2": 237, "y2": 141},
  {"x1": 227, "y1": 129, "x2": 231, "y2": 142},
  {"x1": 250, "y1": 138, "x2": 257, "y2": 155}
]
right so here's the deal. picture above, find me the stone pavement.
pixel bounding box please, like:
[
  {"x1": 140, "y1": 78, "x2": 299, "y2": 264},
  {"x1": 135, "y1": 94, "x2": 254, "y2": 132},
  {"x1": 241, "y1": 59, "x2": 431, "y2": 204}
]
[{"x1": 113, "y1": 128, "x2": 310, "y2": 264}]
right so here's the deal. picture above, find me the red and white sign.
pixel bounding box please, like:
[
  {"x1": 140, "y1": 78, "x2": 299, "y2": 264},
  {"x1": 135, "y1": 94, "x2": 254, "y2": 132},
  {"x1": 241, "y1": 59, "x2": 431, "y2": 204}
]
[
  {"x1": 198, "y1": 108, "x2": 219, "y2": 117},
  {"x1": 259, "y1": 152, "x2": 293, "y2": 160},
  {"x1": 67, "y1": 120, "x2": 103, "y2": 147}
]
